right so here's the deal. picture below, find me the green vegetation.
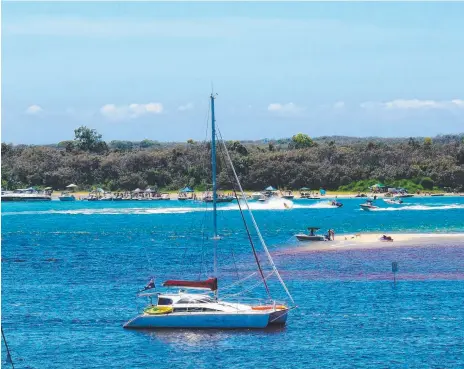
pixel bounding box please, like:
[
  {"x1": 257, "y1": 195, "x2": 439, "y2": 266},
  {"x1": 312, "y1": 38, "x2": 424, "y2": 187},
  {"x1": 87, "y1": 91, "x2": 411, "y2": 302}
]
[{"x1": 2, "y1": 127, "x2": 464, "y2": 192}]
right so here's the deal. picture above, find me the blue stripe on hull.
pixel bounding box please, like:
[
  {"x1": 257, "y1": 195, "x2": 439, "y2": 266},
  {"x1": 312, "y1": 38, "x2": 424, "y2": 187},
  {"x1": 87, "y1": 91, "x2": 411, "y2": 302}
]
[{"x1": 124, "y1": 313, "x2": 271, "y2": 329}]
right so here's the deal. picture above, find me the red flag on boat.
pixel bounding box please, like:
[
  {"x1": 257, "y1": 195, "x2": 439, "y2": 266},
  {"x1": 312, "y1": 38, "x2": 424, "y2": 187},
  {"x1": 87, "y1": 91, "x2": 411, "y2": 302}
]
[{"x1": 140, "y1": 277, "x2": 155, "y2": 292}]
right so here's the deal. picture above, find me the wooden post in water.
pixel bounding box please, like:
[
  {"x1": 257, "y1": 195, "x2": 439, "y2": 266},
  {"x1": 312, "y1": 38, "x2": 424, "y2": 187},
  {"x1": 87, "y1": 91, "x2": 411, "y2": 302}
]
[{"x1": 392, "y1": 261, "x2": 399, "y2": 286}]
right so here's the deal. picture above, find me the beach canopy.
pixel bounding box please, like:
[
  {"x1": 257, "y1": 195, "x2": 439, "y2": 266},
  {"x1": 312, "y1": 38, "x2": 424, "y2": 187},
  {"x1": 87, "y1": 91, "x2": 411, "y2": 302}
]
[
  {"x1": 180, "y1": 187, "x2": 194, "y2": 193},
  {"x1": 66, "y1": 184, "x2": 78, "y2": 188},
  {"x1": 265, "y1": 186, "x2": 276, "y2": 191},
  {"x1": 300, "y1": 187, "x2": 310, "y2": 191},
  {"x1": 320, "y1": 189, "x2": 326, "y2": 195},
  {"x1": 96, "y1": 188, "x2": 104, "y2": 193},
  {"x1": 133, "y1": 188, "x2": 142, "y2": 193},
  {"x1": 371, "y1": 183, "x2": 386, "y2": 188},
  {"x1": 145, "y1": 188, "x2": 153, "y2": 193},
  {"x1": 44, "y1": 187, "x2": 53, "y2": 190}
]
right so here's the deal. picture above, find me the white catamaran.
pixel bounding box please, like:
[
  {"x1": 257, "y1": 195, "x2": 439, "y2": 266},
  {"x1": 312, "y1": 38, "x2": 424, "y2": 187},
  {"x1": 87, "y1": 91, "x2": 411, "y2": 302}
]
[{"x1": 124, "y1": 94, "x2": 295, "y2": 329}]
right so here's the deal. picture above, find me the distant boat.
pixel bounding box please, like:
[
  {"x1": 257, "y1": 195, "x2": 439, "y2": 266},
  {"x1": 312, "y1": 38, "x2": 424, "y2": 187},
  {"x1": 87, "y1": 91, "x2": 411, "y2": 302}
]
[
  {"x1": 251, "y1": 192, "x2": 262, "y2": 200},
  {"x1": 299, "y1": 188, "x2": 320, "y2": 199},
  {"x1": 360, "y1": 200, "x2": 379, "y2": 211},
  {"x1": 281, "y1": 190, "x2": 294, "y2": 200},
  {"x1": 1, "y1": 188, "x2": 52, "y2": 202},
  {"x1": 58, "y1": 191, "x2": 75, "y2": 201},
  {"x1": 202, "y1": 191, "x2": 234, "y2": 203},
  {"x1": 178, "y1": 187, "x2": 194, "y2": 200},
  {"x1": 295, "y1": 227, "x2": 326, "y2": 241},
  {"x1": 124, "y1": 93, "x2": 294, "y2": 329}
]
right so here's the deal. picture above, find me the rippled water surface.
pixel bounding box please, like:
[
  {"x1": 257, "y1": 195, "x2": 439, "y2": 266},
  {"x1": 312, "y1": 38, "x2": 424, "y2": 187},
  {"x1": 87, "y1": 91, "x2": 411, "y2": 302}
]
[{"x1": 2, "y1": 197, "x2": 464, "y2": 368}]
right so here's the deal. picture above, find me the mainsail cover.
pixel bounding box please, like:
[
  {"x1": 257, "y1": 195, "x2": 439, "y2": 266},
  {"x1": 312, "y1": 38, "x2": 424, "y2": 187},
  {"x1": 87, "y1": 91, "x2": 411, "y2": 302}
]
[{"x1": 163, "y1": 278, "x2": 218, "y2": 291}]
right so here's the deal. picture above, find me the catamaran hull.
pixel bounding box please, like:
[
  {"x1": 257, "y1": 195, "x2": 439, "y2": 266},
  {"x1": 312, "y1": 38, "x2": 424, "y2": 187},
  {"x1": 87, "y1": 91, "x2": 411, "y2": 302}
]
[{"x1": 124, "y1": 312, "x2": 282, "y2": 329}]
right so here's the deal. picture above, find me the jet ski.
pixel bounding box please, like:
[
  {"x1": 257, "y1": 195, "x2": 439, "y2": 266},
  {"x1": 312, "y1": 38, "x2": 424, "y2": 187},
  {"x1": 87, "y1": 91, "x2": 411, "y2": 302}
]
[{"x1": 329, "y1": 201, "x2": 343, "y2": 208}]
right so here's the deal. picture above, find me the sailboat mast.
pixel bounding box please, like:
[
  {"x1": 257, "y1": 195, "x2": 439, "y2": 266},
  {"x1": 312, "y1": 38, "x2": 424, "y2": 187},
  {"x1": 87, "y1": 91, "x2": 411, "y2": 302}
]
[
  {"x1": 211, "y1": 93, "x2": 218, "y2": 239},
  {"x1": 211, "y1": 94, "x2": 219, "y2": 281}
]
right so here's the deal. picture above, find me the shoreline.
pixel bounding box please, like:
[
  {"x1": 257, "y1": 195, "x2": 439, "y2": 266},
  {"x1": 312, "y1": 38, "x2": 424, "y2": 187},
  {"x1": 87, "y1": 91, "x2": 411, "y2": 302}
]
[
  {"x1": 284, "y1": 232, "x2": 464, "y2": 253},
  {"x1": 50, "y1": 191, "x2": 464, "y2": 200}
]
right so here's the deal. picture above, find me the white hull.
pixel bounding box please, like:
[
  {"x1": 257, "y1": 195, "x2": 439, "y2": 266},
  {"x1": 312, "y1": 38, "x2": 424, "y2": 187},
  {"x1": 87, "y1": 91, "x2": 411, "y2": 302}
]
[{"x1": 124, "y1": 310, "x2": 287, "y2": 329}]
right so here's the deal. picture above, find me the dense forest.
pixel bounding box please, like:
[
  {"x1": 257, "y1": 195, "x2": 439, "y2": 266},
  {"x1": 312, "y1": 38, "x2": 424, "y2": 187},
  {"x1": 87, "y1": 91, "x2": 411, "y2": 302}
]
[{"x1": 2, "y1": 126, "x2": 464, "y2": 192}]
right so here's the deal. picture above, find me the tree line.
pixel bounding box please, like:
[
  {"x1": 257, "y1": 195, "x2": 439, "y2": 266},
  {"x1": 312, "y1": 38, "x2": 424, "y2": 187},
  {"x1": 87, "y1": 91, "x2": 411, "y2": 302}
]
[{"x1": 2, "y1": 126, "x2": 464, "y2": 192}]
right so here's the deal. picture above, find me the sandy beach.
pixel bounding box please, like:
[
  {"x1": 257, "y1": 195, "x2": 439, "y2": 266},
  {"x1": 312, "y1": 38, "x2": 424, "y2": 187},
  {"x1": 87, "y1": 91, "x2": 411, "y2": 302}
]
[
  {"x1": 288, "y1": 232, "x2": 464, "y2": 253},
  {"x1": 51, "y1": 190, "x2": 464, "y2": 200}
]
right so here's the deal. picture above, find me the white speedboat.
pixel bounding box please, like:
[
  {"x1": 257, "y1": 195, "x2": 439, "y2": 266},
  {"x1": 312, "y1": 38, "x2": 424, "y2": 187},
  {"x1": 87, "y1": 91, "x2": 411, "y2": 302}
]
[
  {"x1": 59, "y1": 191, "x2": 76, "y2": 201},
  {"x1": 251, "y1": 192, "x2": 262, "y2": 200},
  {"x1": 1, "y1": 188, "x2": 52, "y2": 201},
  {"x1": 281, "y1": 190, "x2": 294, "y2": 200},
  {"x1": 295, "y1": 227, "x2": 326, "y2": 241},
  {"x1": 124, "y1": 94, "x2": 294, "y2": 330},
  {"x1": 360, "y1": 200, "x2": 379, "y2": 211}
]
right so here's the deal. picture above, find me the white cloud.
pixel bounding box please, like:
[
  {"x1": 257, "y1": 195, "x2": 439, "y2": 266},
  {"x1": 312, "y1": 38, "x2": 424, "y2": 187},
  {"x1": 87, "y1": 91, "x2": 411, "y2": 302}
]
[
  {"x1": 333, "y1": 101, "x2": 345, "y2": 109},
  {"x1": 100, "y1": 103, "x2": 163, "y2": 120},
  {"x1": 178, "y1": 102, "x2": 194, "y2": 111},
  {"x1": 267, "y1": 102, "x2": 304, "y2": 115},
  {"x1": 361, "y1": 99, "x2": 464, "y2": 111},
  {"x1": 25, "y1": 105, "x2": 43, "y2": 115}
]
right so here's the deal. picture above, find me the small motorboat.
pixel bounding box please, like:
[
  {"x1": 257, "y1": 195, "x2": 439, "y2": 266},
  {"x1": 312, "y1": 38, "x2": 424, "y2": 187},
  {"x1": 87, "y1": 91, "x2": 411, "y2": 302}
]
[
  {"x1": 281, "y1": 190, "x2": 295, "y2": 200},
  {"x1": 295, "y1": 227, "x2": 326, "y2": 241},
  {"x1": 360, "y1": 200, "x2": 379, "y2": 211},
  {"x1": 251, "y1": 192, "x2": 262, "y2": 200},
  {"x1": 58, "y1": 191, "x2": 75, "y2": 201},
  {"x1": 397, "y1": 194, "x2": 414, "y2": 198},
  {"x1": 329, "y1": 200, "x2": 343, "y2": 208}
]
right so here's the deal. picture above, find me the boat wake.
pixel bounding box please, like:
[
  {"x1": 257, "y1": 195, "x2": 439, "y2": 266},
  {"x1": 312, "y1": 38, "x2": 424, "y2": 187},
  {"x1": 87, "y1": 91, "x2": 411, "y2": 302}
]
[
  {"x1": 238, "y1": 197, "x2": 294, "y2": 210},
  {"x1": 293, "y1": 201, "x2": 337, "y2": 209},
  {"x1": 2, "y1": 200, "x2": 295, "y2": 216},
  {"x1": 369, "y1": 204, "x2": 464, "y2": 211}
]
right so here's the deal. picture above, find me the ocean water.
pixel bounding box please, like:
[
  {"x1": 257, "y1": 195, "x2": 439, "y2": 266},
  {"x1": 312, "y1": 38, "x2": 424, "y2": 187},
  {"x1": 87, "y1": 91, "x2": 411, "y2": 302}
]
[{"x1": 2, "y1": 196, "x2": 464, "y2": 368}]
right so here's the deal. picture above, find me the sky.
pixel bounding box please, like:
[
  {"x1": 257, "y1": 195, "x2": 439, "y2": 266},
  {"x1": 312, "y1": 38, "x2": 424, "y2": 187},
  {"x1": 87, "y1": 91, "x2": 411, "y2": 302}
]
[{"x1": 2, "y1": 1, "x2": 464, "y2": 144}]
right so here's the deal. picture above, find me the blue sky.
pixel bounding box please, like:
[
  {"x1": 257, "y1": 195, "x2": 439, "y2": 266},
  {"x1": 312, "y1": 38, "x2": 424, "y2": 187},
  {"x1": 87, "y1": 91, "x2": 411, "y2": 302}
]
[{"x1": 2, "y1": 1, "x2": 464, "y2": 144}]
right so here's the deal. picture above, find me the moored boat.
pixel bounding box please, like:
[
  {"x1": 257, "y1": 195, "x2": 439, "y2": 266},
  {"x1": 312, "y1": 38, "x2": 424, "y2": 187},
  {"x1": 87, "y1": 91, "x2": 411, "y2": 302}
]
[
  {"x1": 295, "y1": 227, "x2": 326, "y2": 241},
  {"x1": 281, "y1": 190, "x2": 294, "y2": 200},
  {"x1": 1, "y1": 188, "x2": 52, "y2": 202},
  {"x1": 124, "y1": 93, "x2": 294, "y2": 329},
  {"x1": 58, "y1": 191, "x2": 75, "y2": 201}
]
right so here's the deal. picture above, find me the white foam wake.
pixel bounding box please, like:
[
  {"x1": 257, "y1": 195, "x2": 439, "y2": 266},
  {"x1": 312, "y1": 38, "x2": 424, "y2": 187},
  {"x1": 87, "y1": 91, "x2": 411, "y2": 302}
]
[{"x1": 371, "y1": 204, "x2": 464, "y2": 211}]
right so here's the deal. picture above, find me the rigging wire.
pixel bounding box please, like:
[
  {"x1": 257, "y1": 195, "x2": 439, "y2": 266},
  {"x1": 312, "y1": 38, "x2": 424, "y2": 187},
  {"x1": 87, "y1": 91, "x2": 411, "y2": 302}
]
[
  {"x1": 216, "y1": 126, "x2": 295, "y2": 305},
  {"x1": 215, "y1": 131, "x2": 272, "y2": 299},
  {"x1": 1, "y1": 327, "x2": 15, "y2": 369}
]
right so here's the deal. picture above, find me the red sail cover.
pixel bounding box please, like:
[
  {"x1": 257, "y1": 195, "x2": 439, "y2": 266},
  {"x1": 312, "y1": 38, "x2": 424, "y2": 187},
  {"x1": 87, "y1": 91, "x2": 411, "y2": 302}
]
[{"x1": 163, "y1": 278, "x2": 218, "y2": 291}]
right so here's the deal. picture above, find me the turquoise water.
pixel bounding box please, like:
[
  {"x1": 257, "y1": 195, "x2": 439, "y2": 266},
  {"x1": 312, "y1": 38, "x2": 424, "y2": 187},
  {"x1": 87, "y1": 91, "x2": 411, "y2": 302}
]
[{"x1": 2, "y1": 197, "x2": 464, "y2": 368}]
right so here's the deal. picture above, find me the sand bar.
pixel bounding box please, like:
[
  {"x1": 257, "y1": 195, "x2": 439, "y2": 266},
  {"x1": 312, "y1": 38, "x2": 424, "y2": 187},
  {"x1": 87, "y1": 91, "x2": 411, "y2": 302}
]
[{"x1": 287, "y1": 232, "x2": 464, "y2": 253}]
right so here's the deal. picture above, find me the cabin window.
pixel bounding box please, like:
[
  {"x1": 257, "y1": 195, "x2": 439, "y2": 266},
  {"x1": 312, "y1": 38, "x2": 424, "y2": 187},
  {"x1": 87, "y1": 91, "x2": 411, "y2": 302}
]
[
  {"x1": 173, "y1": 308, "x2": 188, "y2": 313},
  {"x1": 177, "y1": 296, "x2": 214, "y2": 304},
  {"x1": 157, "y1": 297, "x2": 173, "y2": 306}
]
